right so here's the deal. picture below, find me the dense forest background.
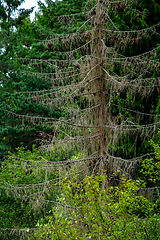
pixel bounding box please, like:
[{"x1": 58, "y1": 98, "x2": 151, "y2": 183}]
[{"x1": 0, "y1": 0, "x2": 160, "y2": 239}]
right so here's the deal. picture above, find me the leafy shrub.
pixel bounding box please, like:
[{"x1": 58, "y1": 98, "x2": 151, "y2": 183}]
[{"x1": 33, "y1": 173, "x2": 160, "y2": 240}]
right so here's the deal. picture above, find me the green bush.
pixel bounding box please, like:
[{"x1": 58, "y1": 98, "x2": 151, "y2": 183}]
[{"x1": 33, "y1": 173, "x2": 160, "y2": 240}]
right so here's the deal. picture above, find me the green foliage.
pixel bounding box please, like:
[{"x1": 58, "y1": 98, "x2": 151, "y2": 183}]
[
  {"x1": 0, "y1": 144, "x2": 75, "y2": 185},
  {"x1": 0, "y1": 144, "x2": 69, "y2": 239},
  {"x1": 36, "y1": 0, "x2": 86, "y2": 33},
  {"x1": 33, "y1": 173, "x2": 160, "y2": 240},
  {"x1": 0, "y1": 143, "x2": 80, "y2": 239},
  {"x1": 0, "y1": 0, "x2": 34, "y2": 32},
  {"x1": 141, "y1": 131, "x2": 160, "y2": 184},
  {"x1": 0, "y1": 58, "x2": 62, "y2": 156},
  {"x1": 0, "y1": 1, "x2": 41, "y2": 157},
  {"x1": 106, "y1": 0, "x2": 160, "y2": 160},
  {"x1": 0, "y1": 191, "x2": 36, "y2": 228}
]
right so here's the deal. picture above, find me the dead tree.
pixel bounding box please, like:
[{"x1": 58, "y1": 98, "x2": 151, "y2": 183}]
[{"x1": 12, "y1": 0, "x2": 160, "y2": 177}]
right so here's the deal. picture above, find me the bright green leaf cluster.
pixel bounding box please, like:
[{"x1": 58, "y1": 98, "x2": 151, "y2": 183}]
[{"x1": 33, "y1": 173, "x2": 160, "y2": 240}]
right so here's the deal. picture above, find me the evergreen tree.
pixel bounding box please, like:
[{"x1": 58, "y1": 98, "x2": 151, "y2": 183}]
[
  {"x1": 0, "y1": 0, "x2": 35, "y2": 156},
  {"x1": 0, "y1": 2, "x2": 63, "y2": 156}
]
